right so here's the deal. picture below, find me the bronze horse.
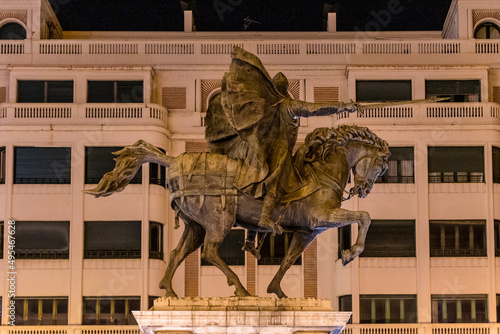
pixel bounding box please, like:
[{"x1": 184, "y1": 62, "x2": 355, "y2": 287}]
[{"x1": 86, "y1": 125, "x2": 390, "y2": 298}]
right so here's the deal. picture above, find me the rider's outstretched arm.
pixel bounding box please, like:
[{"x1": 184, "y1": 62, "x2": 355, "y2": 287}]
[{"x1": 286, "y1": 99, "x2": 359, "y2": 118}]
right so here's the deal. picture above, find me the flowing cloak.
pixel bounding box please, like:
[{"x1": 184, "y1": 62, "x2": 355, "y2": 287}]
[{"x1": 206, "y1": 47, "x2": 302, "y2": 199}]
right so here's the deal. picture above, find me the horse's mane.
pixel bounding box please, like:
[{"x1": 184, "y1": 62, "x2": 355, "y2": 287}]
[{"x1": 297, "y1": 125, "x2": 390, "y2": 163}]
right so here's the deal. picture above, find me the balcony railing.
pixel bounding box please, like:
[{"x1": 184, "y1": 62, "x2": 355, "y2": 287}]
[
  {"x1": 0, "y1": 103, "x2": 167, "y2": 127},
  {"x1": 1, "y1": 326, "x2": 140, "y2": 334},
  {"x1": 346, "y1": 324, "x2": 497, "y2": 334},
  {"x1": 0, "y1": 38, "x2": 499, "y2": 65},
  {"x1": 334, "y1": 102, "x2": 500, "y2": 126}
]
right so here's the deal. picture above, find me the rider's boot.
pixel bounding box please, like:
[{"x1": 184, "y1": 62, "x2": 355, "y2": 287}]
[
  {"x1": 242, "y1": 239, "x2": 261, "y2": 260},
  {"x1": 258, "y1": 194, "x2": 283, "y2": 236}
]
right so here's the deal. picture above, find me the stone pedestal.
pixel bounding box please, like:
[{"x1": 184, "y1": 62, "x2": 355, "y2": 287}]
[{"x1": 133, "y1": 297, "x2": 351, "y2": 334}]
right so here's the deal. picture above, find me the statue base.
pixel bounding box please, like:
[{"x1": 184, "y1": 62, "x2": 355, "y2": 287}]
[{"x1": 133, "y1": 297, "x2": 351, "y2": 334}]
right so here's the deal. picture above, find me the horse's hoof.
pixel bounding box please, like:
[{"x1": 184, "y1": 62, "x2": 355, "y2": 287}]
[
  {"x1": 242, "y1": 242, "x2": 261, "y2": 260},
  {"x1": 267, "y1": 285, "x2": 287, "y2": 298},
  {"x1": 341, "y1": 250, "x2": 353, "y2": 266},
  {"x1": 234, "y1": 288, "x2": 251, "y2": 297},
  {"x1": 164, "y1": 291, "x2": 178, "y2": 298}
]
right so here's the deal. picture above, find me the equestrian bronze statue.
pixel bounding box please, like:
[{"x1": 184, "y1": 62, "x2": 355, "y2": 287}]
[{"x1": 86, "y1": 47, "x2": 392, "y2": 298}]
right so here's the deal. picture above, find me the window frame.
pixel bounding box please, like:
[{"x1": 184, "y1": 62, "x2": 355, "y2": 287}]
[
  {"x1": 355, "y1": 80, "x2": 412, "y2": 103},
  {"x1": 0, "y1": 22, "x2": 27, "y2": 40},
  {"x1": 428, "y1": 146, "x2": 484, "y2": 184},
  {"x1": 360, "y1": 294, "x2": 418, "y2": 324},
  {"x1": 431, "y1": 294, "x2": 488, "y2": 323},
  {"x1": 360, "y1": 220, "x2": 416, "y2": 258},
  {"x1": 430, "y1": 220, "x2": 486, "y2": 257},
  {"x1": 149, "y1": 221, "x2": 163, "y2": 260},
  {"x1": 87, "y1": 80, "x2": 144, "y2": 103},
  {"x1": 425, "y1": 80, "x2": 481, "y2": 103},
  {"x1": 84, "y1": 221, "x2": 142, "y2": 259},
  {"x1": 474, "y1": 22, "x2": 500, "y2": 39},
  {"x1": 493, "y1": 146, "x2": 500, "y2": 184},
  {"x1": 14, "y1": 147, "x2": 72, "y2": 184},
  {"x1": 376, "y1": 147, "x2": 414, "y2": 184},
  {"x1": 13, "y1": 297, "x2": 68, "y2": 325},
  {"x1": 17, "y1": 80, "x2": 74, "y2": 103},
  {"x1": 14, "y1": 221, "x2": 70, "y2": 259},
  {"x1": 0, "y1": 147, "x2": 5, "y2": 184},
  {"x1": 85, "y1": 146, "x2": 142, "y2": 185},
  {"x1": 82, "y1": 296, "x2": 140, "y2": 325}
]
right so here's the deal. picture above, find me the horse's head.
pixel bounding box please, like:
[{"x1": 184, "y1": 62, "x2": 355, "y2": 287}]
[{"x1": 350, "y1": 149, "x2": 389, "y2": 198}]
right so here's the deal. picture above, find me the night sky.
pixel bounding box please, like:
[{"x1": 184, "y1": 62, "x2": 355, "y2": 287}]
[{"x1": 48, "y1": 0, "x2": 453, "y2": 32}]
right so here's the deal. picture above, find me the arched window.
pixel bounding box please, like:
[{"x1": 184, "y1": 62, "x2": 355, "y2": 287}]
[
  {"x1": 0, "y1": 22, "x2": 26, "y2": 40},
  {"x1": 474, "y1": 22, "x2": 500, "y2": 39}
]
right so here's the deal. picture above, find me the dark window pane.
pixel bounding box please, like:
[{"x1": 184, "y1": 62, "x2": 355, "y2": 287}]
[
  {"x1": 259, "y1": 231, "x2": 301, "y2": 265},
  {"x1": 0, "y1": 147, "x2": 5, "y2": 184},
  {"x1": 14, "y1": 147, "x2": 71, "y2": 184},
  {"x1": 361, "y1": 220, "x2": 416, "y2": 257},
  {"x1": 493, "y1": 147, "x2": 500, "y2": 184},
  {"x1": 425, "y1": 80, "x2": 481, "y2": 102},
  {"x1": 46, "y1": 81, "x2": 74, "y2": 103},
  {"x1": 356, "y1": 80, "x2": 412, "y2": 102},
  {"x1": 87, "y1": 81, "x2": 114, "y2": 103},
  {"x1": 85, "y1": 146, "x2": 141, "y2": 184},
  {"x1": 17, "y1": 81, "x2": 45, "y2": 102},
  {"x1": 15, "y1": 221, "x2": 69, "y2": 259},
  {"x1": 84, "y1": 221, "x2": 141, "y2": 259},
  {"x1": 149, "y1": 221, "x2": 163, "y2": 260},
  {"x1": 495, "y1": 221, "x2": 500, "y2": 257},
  {"x1": 0, "y1": 22, "x2": 26, "y2": 39},
  {"x1": 339, "y1": 295, "x2": 352, "y2": 323},
  {"x1": 117, "y1": 81, "x2": 144, "y2": 103},
  {"x1": 150, "y1": 163, "x2": 166, "y2": 187},
  {"x1": 475, "y1": 22, "x2": 500, "y2": 39},
  {"x1": 428, "y1": 147, "x2": 484, "y2": 183},
  {"x1": 201, "y1": 229, "x2": 245, "y2": 266}
]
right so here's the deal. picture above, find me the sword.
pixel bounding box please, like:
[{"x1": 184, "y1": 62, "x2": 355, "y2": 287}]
[{"x1": 357, "y1": 97, "x2": 450, "y2": 111}]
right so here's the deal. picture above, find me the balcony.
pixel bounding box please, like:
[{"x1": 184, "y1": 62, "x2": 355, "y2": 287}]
[
  {"x1": 1, "y1": 326, "x2": 140, "y2": 334},
  {"x1": 0, "y1": 103, "x2": 167, "y2": 128},
  {"x1": 0, "y1": 38, "x2": 499, "y2": 66},
  {"x1": 346, "y1": 324, "x2": 496, "y2": 334},
  {"x1": 334, "y1": 102, "x2": 500, "y2": 127}
]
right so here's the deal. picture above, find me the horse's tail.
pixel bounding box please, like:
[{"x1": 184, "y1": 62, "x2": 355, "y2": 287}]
[{"x1": 85, "y1": 140, "x2": 171, "y2": 198}]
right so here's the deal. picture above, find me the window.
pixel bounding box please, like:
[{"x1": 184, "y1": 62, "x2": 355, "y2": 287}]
[
  {"x1": 84, "y1": 221, "x2": 141, "y2": 259},
  {"x1": 14, "y1": 147, "x2": 71, "y2": 184},
  {"x1": 475, "y1": 22, "x2": 500, "y2": 39},
  {"x1": 149, "y1": 222, "x2": 163, "y2": 260},
  {"x1": 150, "y1": 148, "x2": 166, "y2": 187},
  {"x1": 493, "y1": 147, "x2": 500, "y2": 184},
  {"x1": 376, "y1": 147, "x2": 414, "y2": 183},
  {"x1": 148, "y1": 296, "x2": 160, "y2": 309},
  {"x1": 425, "y1": 80, "x2": 481, "y2": 103},
  {"x1": 0, "y1": 222, "x2": 3, "y2": 259},
  {"x1": 85, "y1": 147, "x2": 141, "y2": 184},
  {"x1": 83, "y1": 297, "x2": 140, "y2": 325},
  {"x1": 201, "y1": 229, "x2": 245, "y2": 266},
  {"x1": 339, "y1": 295, "x2": 352, "y2": 323},
  {"x1": 494, "y1": 221, "x2": 500, "y2": 257},
  {"x1": 428, "y1": 146, "x2": 484, "y2": 183},
  {"x1": 430, "y1": 220, "x2": 486, "y2": 257},
  {"x1": 13, "y1": 297, "x2": 68, "y2": 325},
  {"x1": 356, "y1": 80, "x2": 412, "y2": 102},
  {"x1": 360, "y1": 295, "x2": 417, "y2": 323},
  {"x1": 17, "y1": 80, "x2": 74, "y2": 103},
  {"x1": 0, "y1": 147, "x2": 5, "y2": 184},
  {"x1": 87, "y1": 81, "x2": 144, "y2": 103},
  {"x1": 0, "y1": 22, "x2": 26, "y2": 40},
  {"x1": 432, "y1": 295, "x2": 488, "y2": 323},
  {"x1": 259, "y1": 232, "x2": 301, "y2": 265},
  {"x1": 361, "y1": 220, "x2": 416, "y2": 257},
  {"x1": 15, "y1": 221, "x2": 69, "y2": 259},
  {"x1": 338, "y1": 225, "x2": 351, "y2": 259}
]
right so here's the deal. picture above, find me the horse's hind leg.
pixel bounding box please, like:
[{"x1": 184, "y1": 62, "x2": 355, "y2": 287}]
[
  {"x1": 201, "y1": 212, "x2": 250, "y2": 297},
  {"x1": 267, "y1": 231, "x2": 318, "y2": 298},
  {"x1": 159, "y1": 218, "x2": 205, "y2": 298}
]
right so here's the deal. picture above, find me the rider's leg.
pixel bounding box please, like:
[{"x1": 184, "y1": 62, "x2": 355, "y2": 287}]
[{"x1": 258, "y1": 192, "x2": 283, "y2": 236}]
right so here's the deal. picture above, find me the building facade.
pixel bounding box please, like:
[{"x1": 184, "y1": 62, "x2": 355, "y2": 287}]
[{"x1": 0, "y1": 0, "x2": 500, "y2": 332}]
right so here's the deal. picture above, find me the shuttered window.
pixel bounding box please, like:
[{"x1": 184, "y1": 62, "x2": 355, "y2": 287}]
[
  {"x1": 84, "y1": 221, "x2": 141, "y2": 259},
  {"x1": 15, "y1": 221, "x2": 70, "y2": 259},
  {"x1": 162, "y1": 87, "x2": 186, "y2": 109},
  {"x1": 14, "y1": 147, "x2": 71, "y2": 184},
  {"x1": 360, "y1": 220, "x2": 416, "y2": 257}
]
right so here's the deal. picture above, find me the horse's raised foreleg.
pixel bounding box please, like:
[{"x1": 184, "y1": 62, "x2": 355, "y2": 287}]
[
  {"x1": 320, "y1": 208, "x2": 371, "y2": 266},
  {"x1": 159, "y1": 217, "x2": 205, "y2": 298},
  {"x1": 267, "y1": 231, "x2": 318, "y2": 298}
]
